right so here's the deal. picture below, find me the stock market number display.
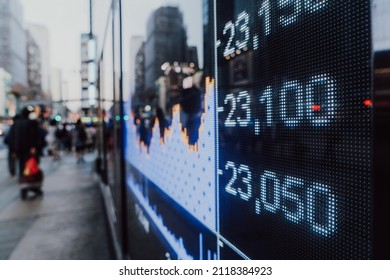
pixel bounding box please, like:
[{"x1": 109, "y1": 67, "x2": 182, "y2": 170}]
[{"x1": 216, "y1": 0, "x2": 372, "y2": 259}]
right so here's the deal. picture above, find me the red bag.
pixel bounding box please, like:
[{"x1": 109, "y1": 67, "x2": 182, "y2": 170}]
[
  {"x1": 21, "y1": 156, "x2": 43, "y2": 184},
  {"x1": 23, "y1": 157, "x2": 39, "y2": 176}
]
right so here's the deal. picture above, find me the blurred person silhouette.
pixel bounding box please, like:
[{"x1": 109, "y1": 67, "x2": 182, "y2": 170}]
[
  {"x1": 156, "y1": 107, "x2": 167, "y2": 140},
  {"x1": 105, "y1": 118, "x2": 114, "y2": 161},
  {"x1": 61, "y1": 123, "x2": 72, "y2": 152},
  {"x1": 7, "y1": 106, "x2": 45, "y2": 181},
  {"x1": 3, "y1": 114, "x2": 21, "y2": 176},
  {"x1": 34, "y1": 107, "x2": 48, "y2": 158},
  {"x1": 85, "y1": 123, "x2": 96, "y2": 152},
  {"x1": 179, "y1": 72, "x2": 204, "y2": 147},
  {"x1": 46, "y1": 119, "x2": 61, "y2": 160},
  {"x1": 73, "y1": 119, "x2": 87, "y2": 163}
]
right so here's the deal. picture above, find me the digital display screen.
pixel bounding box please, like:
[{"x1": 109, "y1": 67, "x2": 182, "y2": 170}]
[
  {"x1": 216, "y1": 0, "x2": 372, "y2": 259},
  {"x1": 124, "y1": 0, "x2": 374, "y2": 259}
]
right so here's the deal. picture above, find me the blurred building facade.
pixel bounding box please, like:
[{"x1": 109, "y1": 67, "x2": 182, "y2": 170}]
[
  {"x1": 202, "y1": 0, "x2": 214, "y2": 78},
  {"x1": 26, "y1": 30, "x2": 42, "y2": 100},
  {"x1": 129, "y1": 36, "x2": 144, "y2": 97},
  {"x1": 144, "y1": 6, "x2": 187, "y2": 89},
  {"x1": 27, "y1": 24, "x2": 51, "y2": 97},
  {"x1": 0, "y1": 67, "x2": 15, "y2": 117},
  {"x1": 0, "y1": 0, "x2": 28, "y2": 117},
  {"x1": 133, "y1": 41, "x2": 145, "y2": 109},
  {"x1": 0, "y1": 0, "x2": 27, "y2": 87},
  {"x1": 81, "y1": 33, "x2": 97, "y2": 111},
  {"x1": 133, "y1": 6, "x2": 200, "y2": 115}
]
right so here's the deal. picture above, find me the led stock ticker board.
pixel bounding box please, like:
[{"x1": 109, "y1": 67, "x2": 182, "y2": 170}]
[{"x1": 216, "y1": 0, "x2": 372, "y2": 259}]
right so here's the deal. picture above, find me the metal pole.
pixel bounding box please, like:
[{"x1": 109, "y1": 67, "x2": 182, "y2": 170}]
[
  {"x1": 89, "y1": 0, "x2": 93, "y2": 35},
  {"x1": 59, "y1": 71, "x2": 63, "y2": 117},
  {"x1": 118, "y1": 0, "x2": 128, "y2": 259}
]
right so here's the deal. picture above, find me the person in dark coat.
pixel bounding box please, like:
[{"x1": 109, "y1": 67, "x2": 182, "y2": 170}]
[
  {"x1": 7, "y1": 107, "x2": 44, "y2": 181},
  {"x1": 73, "y1": 119, "x2": 87, "y2": 163}
]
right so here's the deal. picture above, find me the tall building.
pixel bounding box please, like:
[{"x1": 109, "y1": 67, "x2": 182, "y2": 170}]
[
  {"x1": 134, "y1": 42, "x2": 145, "y2": 98},
  {"x1": 0, "y1": 67, "x2": 14, "y2": 117},
  {"x1": 144, "y1": 6, "x2": 187, "y2": 88},
  {"x1": 26, "y1": 30, "x2": 42, "y2": 100},
  {"x1": 27, "y1": 24, "x2": 51, "y2": 96},
  {"x1": 0, "y1": 0, "x2": 27, "y2": 87},
  {"x1": 129, "y1": 36, "x2": 144, "y2": 96},
  {"x1": 202, "y1": 0, "x2": 214, "y2": 78}
]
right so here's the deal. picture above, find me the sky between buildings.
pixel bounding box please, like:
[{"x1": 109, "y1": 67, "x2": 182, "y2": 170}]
[{"x1": 20, "y1": 0, "x2": 202, "y2": 112}]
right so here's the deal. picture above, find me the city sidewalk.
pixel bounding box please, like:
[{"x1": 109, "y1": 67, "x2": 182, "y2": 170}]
[{"x1": 0, "y1": 152, "x2": 113, "y2": 260}]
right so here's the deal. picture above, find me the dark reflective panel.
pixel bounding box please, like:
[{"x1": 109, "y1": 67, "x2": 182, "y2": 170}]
[{"x1": 373, "y1": 0, "x2": 390, "y2": 259}]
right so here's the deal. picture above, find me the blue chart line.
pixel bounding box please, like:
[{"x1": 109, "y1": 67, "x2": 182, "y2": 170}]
[{"x1": 128, "y1": 178, "x2": 218, "y2": 260}]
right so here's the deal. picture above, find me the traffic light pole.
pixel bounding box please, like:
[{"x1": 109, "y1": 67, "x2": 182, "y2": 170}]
[{"x1": 89, "y1": 0, "x2": 93, "y2": 36}]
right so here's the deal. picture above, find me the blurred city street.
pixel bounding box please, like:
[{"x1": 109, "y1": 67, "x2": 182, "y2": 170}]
[
  {"x1": 0, "y1": 0, "x2": 389, "y2": 263},
  {"x1": 0, "y1": 145, "x2": 112, "y2": 260}
]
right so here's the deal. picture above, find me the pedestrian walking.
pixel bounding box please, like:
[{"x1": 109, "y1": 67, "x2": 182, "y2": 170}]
[
  {"x1": 7, "y1": 106, "x2": 45, "y2": 182},
  {"x1": 73, "y1": 119, "x2": 87, "y2": 163},
  {"x1": 59, "y1": 123, "x2": 72, "y2": 152},
  {"x1": 85, "y1": 123, "x2": 96, "y2": 152},
  {"x1": 46, "y1": 119, "x2": 61, "y2": 160}
]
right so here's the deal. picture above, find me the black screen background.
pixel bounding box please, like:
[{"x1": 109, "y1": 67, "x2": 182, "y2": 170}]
[{"x1": 216, "y1": 0, "x2": 372, "y2": 259}]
